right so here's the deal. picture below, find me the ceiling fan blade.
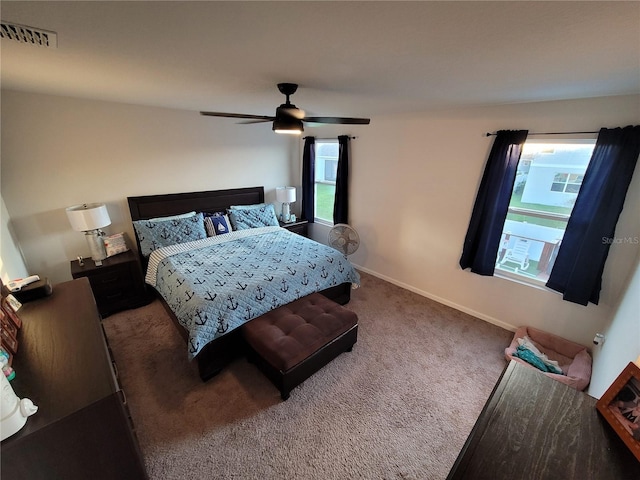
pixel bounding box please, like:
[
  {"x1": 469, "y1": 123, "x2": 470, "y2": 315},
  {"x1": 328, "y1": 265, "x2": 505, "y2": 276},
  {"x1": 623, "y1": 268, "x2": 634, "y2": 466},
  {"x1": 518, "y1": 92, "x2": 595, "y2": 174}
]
[
  {"x1": 238, "y1": 118, "x2": 274, "y2": 124},
  {"x1": 303, "y1": 116, "x2": 370, "y2": 125},
  {"x1": 200, "y1": 111, "x2": 274, "y2": 121}
]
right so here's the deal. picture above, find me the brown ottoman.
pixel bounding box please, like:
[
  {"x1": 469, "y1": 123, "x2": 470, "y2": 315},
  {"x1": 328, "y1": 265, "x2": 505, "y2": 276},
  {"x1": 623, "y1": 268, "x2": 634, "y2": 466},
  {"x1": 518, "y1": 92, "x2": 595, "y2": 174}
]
[{"x1": 242, "y1": 293, "x2": 358, "y2": 400}]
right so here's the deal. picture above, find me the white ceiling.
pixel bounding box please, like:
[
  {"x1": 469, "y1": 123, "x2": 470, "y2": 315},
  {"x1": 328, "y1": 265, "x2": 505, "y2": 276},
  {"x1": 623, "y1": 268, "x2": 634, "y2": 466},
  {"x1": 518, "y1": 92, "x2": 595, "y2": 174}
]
[{"x1": 1, "y1": 1, "x2": 639, "y2": 119}]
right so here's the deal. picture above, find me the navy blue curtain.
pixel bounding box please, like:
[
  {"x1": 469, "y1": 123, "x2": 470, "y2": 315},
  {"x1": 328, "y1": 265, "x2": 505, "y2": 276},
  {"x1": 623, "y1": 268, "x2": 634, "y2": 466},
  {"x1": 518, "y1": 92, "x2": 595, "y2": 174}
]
[
  {"x1": 333, "y1": 135, "x2": 350, "y2": 224},
  {"x1": 459, "y1": 130, "x2": 528, "y2": 275},
  {"x1": 546, "y1": 125, "x2": 640, "y2": 305},
  {"x1": 301, "y1": 136, "x2": 315, "y2": 223}
]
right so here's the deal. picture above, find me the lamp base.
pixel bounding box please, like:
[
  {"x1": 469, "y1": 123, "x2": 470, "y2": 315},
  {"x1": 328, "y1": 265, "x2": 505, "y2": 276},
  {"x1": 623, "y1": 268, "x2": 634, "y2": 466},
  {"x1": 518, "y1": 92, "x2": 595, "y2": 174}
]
[
  {"x1": 85, "y1": 230, "x2": 107, "y2": 266},
  {"x1": 280, "y1": 203, "x2": 292, "y2": 223}
]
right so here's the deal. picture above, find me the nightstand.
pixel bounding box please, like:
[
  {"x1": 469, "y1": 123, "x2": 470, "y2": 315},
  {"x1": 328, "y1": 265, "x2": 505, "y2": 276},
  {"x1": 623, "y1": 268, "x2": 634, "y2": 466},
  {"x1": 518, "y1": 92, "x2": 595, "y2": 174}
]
[
  {"x1": 70, "y1": 250, "x2": 149, "y2": 317},
  {"x1": 279, "y1": 219, "x2": 309, "y2": 237}
]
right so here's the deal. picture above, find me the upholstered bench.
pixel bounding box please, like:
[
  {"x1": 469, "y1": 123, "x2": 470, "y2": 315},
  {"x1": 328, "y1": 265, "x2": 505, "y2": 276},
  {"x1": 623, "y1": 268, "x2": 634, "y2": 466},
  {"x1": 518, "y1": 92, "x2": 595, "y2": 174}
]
[{"x1": 242, "y1": 293, "x2": 358, "y2": 400}]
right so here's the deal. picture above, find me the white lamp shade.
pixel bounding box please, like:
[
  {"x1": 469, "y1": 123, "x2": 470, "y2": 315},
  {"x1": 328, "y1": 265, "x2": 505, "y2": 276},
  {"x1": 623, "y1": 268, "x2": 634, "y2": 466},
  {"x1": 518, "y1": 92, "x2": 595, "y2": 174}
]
[
  {"x1": 66, "y1": 203, "x2": 111, "y2": 231},
  {"x1": 276, "y1": 187, "x2": 296, "y2": 203}
]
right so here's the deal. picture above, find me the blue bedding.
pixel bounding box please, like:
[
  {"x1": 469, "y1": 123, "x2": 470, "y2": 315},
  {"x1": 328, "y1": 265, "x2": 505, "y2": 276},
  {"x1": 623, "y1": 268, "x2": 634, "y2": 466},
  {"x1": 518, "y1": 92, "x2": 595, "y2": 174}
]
[{"x1": 145, "y1": 226, "x2": 360, "y2": 359}]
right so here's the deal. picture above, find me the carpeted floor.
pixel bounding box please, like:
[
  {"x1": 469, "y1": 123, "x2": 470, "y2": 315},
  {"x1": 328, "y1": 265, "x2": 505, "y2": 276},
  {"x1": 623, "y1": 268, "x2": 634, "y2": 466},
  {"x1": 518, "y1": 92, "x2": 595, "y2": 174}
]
[{"x1": 102, "y1": 271, "x2": 512, "y2": 479}]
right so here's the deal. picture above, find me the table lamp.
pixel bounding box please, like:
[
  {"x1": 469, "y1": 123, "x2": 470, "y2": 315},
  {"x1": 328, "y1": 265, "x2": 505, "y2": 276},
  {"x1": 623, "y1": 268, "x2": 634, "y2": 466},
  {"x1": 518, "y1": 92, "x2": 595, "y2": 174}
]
[
  {"x1": 276, "y1": 187, "x2": 296, "y2": 223},
  {"x1": 66, "y1": 203, "x2": 111, "y2": 266}
]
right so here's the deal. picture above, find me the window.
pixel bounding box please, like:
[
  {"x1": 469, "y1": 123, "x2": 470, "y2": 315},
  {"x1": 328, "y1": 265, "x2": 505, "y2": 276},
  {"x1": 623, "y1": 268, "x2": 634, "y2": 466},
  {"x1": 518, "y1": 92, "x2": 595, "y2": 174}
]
[
  {"x1": 495, "y1": 140, "x2": 596, "y2": 285},
  {"x1": 314, "y1": 140, "x2": 338, "y2": 224},
  {"x1": 551, "y1": 173, "x2": 584, "y2": 193}
]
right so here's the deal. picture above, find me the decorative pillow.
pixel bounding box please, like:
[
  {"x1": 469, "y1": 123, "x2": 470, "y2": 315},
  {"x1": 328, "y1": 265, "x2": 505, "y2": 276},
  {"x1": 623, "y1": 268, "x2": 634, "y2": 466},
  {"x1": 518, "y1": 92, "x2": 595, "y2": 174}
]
[
  {"x1": 228, "y1": 203, "x2": 279, "y2": 230},
  {"x1": 103, "y1": 232, "x2": 129, "y2": 257},
  {"x1": 133, "y1": 212, "x2": 206, "y2": 256},
  {"x1": 202, "y1": 212, "x2": 232, "y2": 236}
]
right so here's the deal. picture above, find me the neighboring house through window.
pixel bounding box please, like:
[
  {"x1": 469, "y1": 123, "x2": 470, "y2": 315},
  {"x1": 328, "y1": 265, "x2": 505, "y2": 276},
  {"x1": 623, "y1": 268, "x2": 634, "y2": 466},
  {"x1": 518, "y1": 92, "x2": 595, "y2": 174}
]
[
  {"x1": 551, "y1": 173, "x2": 584, "y2": 193},
  {"x1": 314, "y1": 139, "x2": 339, "y2": 224},
  {"x1": 495, "y1": 139, "x2": 595, "y2": 285}
]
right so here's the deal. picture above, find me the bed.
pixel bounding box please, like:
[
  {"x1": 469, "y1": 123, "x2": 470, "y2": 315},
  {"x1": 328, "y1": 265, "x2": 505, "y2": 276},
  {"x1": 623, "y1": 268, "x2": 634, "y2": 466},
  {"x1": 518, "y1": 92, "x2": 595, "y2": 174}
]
[{"x1": 127, "y1": 186, "x2": 359, "y2": 380}]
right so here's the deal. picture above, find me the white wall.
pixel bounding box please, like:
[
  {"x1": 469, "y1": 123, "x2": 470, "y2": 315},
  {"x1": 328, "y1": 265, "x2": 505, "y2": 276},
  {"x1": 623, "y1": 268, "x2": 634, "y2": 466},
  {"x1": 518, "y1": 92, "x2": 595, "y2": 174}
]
[
  {"x1": 0, "y1": 195, "x2": 29, "y2": 283},
  {"x1": 2, "y1": 91, "x2": 639, "y2": 356},
  {"x1": 1, "y1": 90, "x2": 295, "y2": 284},
  {"x1": 588, "y1": 258, "x2": 640, "y2": 399},
  {"x1": 305, "y1": 95, "x2": 640, "y2": 350}
]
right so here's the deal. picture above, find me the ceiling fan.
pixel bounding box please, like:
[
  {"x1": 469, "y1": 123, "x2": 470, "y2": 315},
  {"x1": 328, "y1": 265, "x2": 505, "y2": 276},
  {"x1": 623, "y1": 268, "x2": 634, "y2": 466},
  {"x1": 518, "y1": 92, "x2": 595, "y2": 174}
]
[{"x1": 200, "y1": 83, "x2": 370, "y2": 134}]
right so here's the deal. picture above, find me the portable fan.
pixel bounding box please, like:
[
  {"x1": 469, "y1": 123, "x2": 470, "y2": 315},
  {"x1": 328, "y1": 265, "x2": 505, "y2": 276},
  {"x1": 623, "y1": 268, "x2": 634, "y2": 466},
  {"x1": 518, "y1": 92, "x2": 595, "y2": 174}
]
[{"x1": 328, "y1": 224, "x2": 360, "y2": 256}]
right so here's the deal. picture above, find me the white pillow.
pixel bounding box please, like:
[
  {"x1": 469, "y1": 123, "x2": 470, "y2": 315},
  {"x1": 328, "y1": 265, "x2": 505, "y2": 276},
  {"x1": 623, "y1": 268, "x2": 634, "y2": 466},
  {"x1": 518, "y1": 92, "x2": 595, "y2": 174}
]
[{"x1": 148, "y1": 211, "x2": 196, "y2": 222}]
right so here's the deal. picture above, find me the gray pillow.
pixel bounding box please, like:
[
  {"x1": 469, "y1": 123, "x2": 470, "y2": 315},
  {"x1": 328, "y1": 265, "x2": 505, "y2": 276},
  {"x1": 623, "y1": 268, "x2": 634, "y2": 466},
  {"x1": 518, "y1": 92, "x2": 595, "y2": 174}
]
[{"x1": 228, "y1": 203, "x2": 279, "y2": 230}]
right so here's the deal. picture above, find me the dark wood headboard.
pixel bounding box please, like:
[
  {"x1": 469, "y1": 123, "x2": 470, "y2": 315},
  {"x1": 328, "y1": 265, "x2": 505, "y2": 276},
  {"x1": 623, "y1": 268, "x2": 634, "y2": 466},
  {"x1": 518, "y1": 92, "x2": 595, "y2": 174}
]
[
  {"x1": 127, "y1": 186, "x2": 264, "y2": 267},
  {"x1": 128, "y1": 186, "x2": 264, "y2": 221}
]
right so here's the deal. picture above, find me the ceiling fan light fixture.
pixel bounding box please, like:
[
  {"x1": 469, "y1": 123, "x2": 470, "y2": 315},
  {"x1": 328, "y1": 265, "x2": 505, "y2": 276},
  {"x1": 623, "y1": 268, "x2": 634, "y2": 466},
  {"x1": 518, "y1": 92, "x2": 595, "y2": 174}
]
[
  {"x1": 272, "y1": 116, "x2": 303, "y2": 135},
  {"x1": 200, "y1": 83, "x2": 370, "y2": 131}
]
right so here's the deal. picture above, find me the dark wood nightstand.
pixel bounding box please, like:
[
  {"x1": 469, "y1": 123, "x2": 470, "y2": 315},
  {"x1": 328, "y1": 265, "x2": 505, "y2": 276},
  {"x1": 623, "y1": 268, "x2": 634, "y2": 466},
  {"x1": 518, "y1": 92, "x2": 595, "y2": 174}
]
[
  {"x1": 70, "y1": 250, "x2": 149, "y2": 317},
  {"x1": 279, "y1": 219, "x2": 309, "y2": 237}
]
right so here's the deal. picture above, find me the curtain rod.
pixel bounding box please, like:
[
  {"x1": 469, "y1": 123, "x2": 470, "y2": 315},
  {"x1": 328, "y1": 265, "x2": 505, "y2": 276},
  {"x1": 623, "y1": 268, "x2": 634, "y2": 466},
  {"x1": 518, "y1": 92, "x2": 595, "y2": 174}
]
[
  {"x1": 485, "y1": 130, "x2": 598, "y2": 137},
  {"x1": 302, "y1": 136, "x2": 357, "y2": 140}
]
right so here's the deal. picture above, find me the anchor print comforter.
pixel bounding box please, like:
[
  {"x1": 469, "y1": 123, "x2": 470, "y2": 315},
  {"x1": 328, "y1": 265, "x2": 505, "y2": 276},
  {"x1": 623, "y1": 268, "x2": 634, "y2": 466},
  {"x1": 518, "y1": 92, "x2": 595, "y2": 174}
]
[{"x1": 145, "y1": 226, "x2": 360, "y2": 359}]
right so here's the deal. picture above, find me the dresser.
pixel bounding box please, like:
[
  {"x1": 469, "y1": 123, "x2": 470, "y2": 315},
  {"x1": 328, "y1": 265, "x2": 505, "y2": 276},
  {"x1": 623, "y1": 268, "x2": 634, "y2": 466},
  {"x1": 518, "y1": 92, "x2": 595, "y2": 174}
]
[
  {"x1": 1, "y1": 278, "x2": 147, "y2": 479},
  {"x1": 71, "y1": 249, "x2": 149, "y2": 317},
  {"x1": 447, "y1": 361, "x2": 640, "y2": 480}
]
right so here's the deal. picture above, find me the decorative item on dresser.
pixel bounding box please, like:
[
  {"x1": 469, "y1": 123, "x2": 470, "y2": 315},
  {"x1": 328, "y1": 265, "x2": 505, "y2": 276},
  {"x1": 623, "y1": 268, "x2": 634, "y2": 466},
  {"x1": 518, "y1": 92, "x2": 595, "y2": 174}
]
[
  {"x1": 0, "y1": 278, "x2": 147, "y2": 480},
  {"x1": 71, "y1": 249, "x2": 149, "y2": 318},
  {"x1": 596, "y1": 361, "x2": 640, "y2": 461}
]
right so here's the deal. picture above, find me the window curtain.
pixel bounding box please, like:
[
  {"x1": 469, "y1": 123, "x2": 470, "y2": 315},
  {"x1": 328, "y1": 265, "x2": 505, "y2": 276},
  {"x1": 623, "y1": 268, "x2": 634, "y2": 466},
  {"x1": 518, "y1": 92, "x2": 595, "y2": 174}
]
[
  {"x1": 333, "y1": 135, "x2": 350, "y2": 224},
  {"x1": 301, "y1": 136, "x2": 315, "y2": 223},
  {"x1": 546, "y1": 125, "x2": 640, "y2": 306},
  {"x1": 459, "y1": 130, "x2": 529, "y2": 275}
]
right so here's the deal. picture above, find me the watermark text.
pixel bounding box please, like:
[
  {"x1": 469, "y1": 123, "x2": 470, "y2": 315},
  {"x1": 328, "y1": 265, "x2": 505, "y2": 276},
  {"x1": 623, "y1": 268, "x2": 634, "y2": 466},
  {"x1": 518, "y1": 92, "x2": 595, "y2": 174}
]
[{"x1": 602, "y1": 236, "x2": 639, "y2": 245}]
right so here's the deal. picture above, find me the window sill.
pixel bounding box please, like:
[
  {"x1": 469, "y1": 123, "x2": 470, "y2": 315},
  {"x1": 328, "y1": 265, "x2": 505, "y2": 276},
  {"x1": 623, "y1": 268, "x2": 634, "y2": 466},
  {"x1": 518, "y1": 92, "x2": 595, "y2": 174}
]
[
  {"x1": 313, "y1": 218, "x2": 334, "y2": 227},
  {"x1": 494, "y1": 268, "x2": 558, "y2": 295}
]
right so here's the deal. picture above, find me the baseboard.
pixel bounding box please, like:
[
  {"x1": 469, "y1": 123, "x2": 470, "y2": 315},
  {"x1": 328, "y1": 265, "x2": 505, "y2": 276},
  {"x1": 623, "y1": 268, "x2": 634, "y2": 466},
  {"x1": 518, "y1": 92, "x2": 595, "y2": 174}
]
[{"x1": 352, "y1": 264, "x2": 517, "y2": 333}]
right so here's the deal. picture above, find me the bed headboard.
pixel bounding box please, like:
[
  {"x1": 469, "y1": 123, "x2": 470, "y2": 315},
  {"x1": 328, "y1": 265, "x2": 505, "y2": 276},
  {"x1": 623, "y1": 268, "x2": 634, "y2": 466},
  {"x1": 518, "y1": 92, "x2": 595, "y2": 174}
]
[
  {"x1": 128, "y1": 186, "x2": 264, "y2": 221},
  {"x1": 127, "y1": 186, "x2": 265, "y2": 268}
]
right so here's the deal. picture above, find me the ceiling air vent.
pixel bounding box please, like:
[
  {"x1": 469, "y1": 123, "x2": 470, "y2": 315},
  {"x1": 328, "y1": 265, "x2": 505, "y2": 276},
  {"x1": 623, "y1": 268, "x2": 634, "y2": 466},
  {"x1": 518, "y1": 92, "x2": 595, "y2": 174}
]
[{"x1": 0, "y1": 21, "x2": 57, "y2": 48}]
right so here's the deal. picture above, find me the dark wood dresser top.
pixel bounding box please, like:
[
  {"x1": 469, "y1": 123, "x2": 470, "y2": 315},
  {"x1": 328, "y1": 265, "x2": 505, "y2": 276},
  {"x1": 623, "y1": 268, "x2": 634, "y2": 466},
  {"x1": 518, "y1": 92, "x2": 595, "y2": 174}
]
[
  {"x1": 448, "y1": 361, "x2": 640, "y2": 480},
  {"x1": 6, "y1": 278, "x2": 117, "y2": 435}
]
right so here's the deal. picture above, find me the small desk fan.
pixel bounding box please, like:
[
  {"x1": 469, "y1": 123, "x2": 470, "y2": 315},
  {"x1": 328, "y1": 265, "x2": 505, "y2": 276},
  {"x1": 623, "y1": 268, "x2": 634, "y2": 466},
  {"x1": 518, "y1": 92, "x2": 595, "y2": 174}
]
[{"x1": 328, "y1": 224, "x2": 360, "y2": 256}]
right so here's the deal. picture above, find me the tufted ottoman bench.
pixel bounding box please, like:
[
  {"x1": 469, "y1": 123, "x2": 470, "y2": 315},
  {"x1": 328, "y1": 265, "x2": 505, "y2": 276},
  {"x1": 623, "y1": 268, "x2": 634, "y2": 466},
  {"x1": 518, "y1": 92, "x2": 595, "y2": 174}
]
[{"x1": 242, "y1": 293, "x2": 358, "y2": 400}]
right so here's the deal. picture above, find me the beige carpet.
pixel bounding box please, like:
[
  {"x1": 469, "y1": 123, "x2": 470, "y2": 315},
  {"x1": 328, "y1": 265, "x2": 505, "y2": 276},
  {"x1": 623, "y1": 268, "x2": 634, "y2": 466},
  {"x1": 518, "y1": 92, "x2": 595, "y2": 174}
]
[{"x1": 103, "y1": 272, "x2": 512, "y2": 479}]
